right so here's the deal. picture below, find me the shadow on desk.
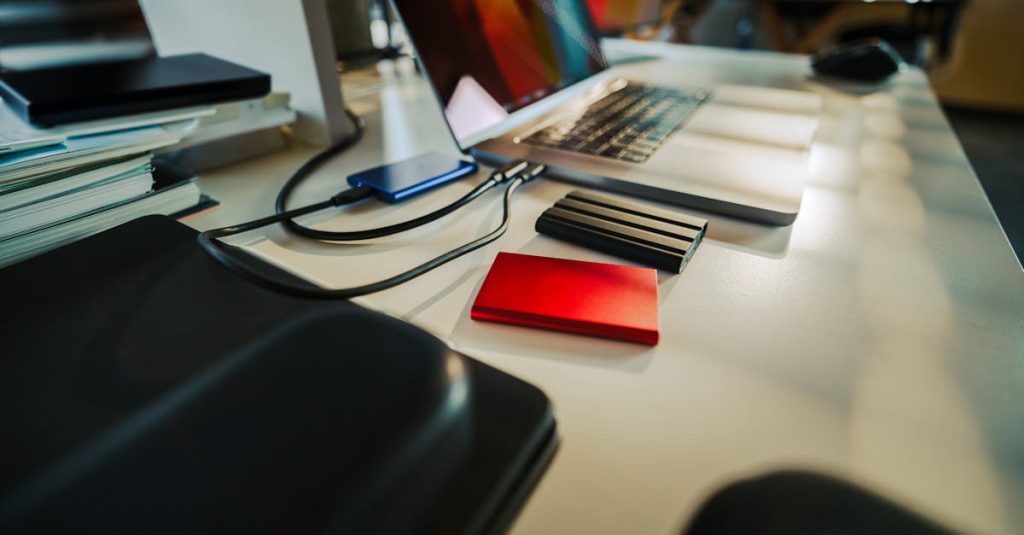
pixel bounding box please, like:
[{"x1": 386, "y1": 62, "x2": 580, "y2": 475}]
[
  {"x1": 450, "y1": 306, "x2": 657, "y2": 375},
  {"x1": 703, "y1": 215, "x2": 793, "y2": 259},
  {"x1": 449, "y1": 318, "x2": 657, "y2": 375}
]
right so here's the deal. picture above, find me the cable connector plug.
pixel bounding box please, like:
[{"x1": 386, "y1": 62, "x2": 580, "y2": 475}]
[
  {"x1": 491, "y1": 160, "x2": 530, "y2": 183},
  {"x1": 330, "y1": 185, "x2": 375, "y2": 206},
  {"x1": 491, "y1": 160, "x2": 546, "y2": 184},
  {"x1": 516, "y1": 163, "x2": 546, "y2": 183}
]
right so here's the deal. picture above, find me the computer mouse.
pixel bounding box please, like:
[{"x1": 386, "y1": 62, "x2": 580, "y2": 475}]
[{"x1": 811, "y1": 39, "x2": 902, "y2": 83}]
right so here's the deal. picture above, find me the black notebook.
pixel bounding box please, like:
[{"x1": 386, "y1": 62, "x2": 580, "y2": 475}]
[{"x1": 0, "y1": 54, "x2": 270, "y2": 126}]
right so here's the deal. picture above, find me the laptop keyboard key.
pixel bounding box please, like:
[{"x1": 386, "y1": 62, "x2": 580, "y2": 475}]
[{"x1": 522, "y1": 82, "x2": 706, "y2": 164}]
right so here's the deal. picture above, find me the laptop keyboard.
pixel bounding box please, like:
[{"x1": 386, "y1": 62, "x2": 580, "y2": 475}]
[{"x1": 522, "y1": 83, "x2": 708, "y2": 163}]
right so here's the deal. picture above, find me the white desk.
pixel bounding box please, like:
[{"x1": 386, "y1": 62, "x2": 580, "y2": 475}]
[{"x1": 188, "y1": 42, "x2": 1024, "y2": 534}]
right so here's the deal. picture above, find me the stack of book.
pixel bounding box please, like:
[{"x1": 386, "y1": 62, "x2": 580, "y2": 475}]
[
  {"x1": 0, "y1": 112, "x2": 211, "y2": 268},
  {"x1": 0, "y1": 53, "x2": 298, "y2": 267}
]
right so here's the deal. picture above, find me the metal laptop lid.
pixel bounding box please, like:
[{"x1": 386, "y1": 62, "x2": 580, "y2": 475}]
[{"x1": 392, "y1": 0, "x2": 610, "y2": 150}]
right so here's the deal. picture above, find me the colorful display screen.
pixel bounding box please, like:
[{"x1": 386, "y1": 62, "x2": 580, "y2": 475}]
[
  {"x1": 394, "y1": 0, "x2": 607, "y2": 145},
  {"x1": 584, "y1": 0, "x2": 663, "y2": 34}
]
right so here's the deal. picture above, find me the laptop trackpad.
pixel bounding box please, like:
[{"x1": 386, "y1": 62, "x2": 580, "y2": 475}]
[{"x1": 684, "y1": 102, "x2": 819, "y2": 150}]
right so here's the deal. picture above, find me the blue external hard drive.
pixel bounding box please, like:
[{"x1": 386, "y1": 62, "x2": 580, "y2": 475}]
[{"x1": 347, "y1": 152, "x2": 478, "y2": 203}]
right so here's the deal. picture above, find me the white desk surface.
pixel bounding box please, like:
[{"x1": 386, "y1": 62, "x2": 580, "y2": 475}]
[{"x1": 188, "y1": 41, "x2": 1024, "y2": 534}]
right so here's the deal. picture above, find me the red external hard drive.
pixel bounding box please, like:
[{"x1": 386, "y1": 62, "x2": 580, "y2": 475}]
[{"x1": 471, "y1": 252, "x2": 659, "y2": 345}]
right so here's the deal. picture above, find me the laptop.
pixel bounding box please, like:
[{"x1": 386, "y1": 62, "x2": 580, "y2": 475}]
[{"x1": 392, "y1": 0, "x2": 819, "y2": 225}]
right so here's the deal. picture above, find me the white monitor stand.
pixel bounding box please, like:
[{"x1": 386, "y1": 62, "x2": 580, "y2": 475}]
[{"x1": 140, "y1": 0, "x2": 350, "y2": 146}]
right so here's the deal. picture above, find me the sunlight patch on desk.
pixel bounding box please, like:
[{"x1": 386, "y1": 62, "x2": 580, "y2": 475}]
[
  {"x1": 863, "y1": 111, "x2": 908, "y2": 140},
  {"x1": 861, "y1": 92, "x2": 899, "y2": 113},
  {"x1": 807, "y1": 141, "x2": 861, "y2": 192},
  {"x1": 860, "y1": 140, "x2": 913, "y2": 177},
  {"x1": 788, "y1": 186, "x2": 862, "y2": 259},
  {"x1": 858, "y1": 174, "x2": 927, "y2": 235}
]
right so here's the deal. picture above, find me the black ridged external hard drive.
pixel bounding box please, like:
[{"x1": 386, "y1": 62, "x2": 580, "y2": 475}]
[{"x1": 536, "y1": 190, "x2": 708, "y2": 272}]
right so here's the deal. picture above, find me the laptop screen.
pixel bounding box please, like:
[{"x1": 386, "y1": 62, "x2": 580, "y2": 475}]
[{"x1": 394, "y1": 0, "x2": 607, "y2": 147}]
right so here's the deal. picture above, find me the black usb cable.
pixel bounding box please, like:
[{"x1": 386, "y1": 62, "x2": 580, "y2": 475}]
[
  {"x1": 197, "y1": 107, "x2": 546, "y2": 299},
  {"x1": 198, "y1": 162, "x2": 543, "y2": 299}
]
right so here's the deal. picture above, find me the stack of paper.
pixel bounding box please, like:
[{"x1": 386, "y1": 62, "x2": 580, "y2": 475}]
[
  {"x1": 0, "y1": 126, "x2": 178, "y2": 183},
  {"x1": 0, "y1": 115, "x2": 62, "y2": 155},
  {"x1": 173, "y1": 92, "x2": 296, "y2": 149},
  {"x1": 158, "y1": 92, "x2": 298, "y2": 170}
]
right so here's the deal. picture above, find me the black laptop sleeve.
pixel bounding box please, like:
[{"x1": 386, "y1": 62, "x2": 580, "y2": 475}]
[{"x1": 0, "y1": 215, "x2": 557, "y2": 535}]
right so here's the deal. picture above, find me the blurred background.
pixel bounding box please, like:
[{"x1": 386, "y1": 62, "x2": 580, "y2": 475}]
[{"x1": 2, "y1": 0, "x2": 1020, "y2": 257}]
